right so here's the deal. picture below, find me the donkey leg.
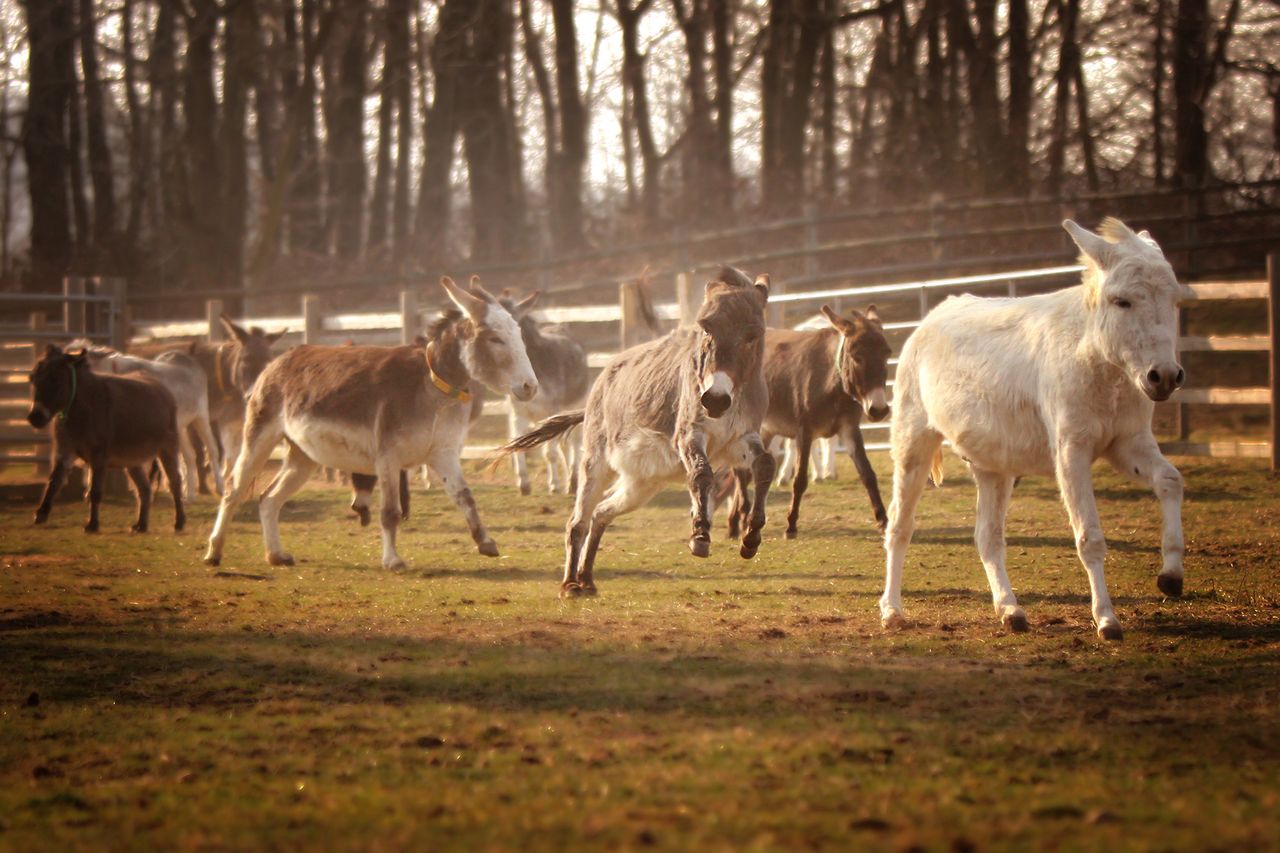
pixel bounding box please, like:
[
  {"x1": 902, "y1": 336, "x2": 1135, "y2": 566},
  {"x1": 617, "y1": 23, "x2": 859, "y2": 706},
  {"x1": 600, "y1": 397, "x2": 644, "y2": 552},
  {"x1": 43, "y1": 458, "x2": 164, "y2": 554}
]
[
  {"x1": 205, "y1": 415, "x2": 282, "y2": 566},
  {"x1": 973, "y1": 468, "x2": 1024, "y2": 631},
  {"x1": 259, "y1": 444, "x2": 318, "y2": 566},
  {"x1": 775, "y1": 437, "x2": 795, "y2": 487},
  {"x1": 194, "y1": 413, "x2": 224, "y2": 496},
  {"x1": 1107, "y1": 434, "x2": 1186, "y2": 598},
  {"x1": 399, "y1": 469, "x2": 411, "y2": 521},
  {"x1": 848, "y1": 423, "x2": 888, "y2": 531},
  {"x1": 125, "y1": 466, "x2": 152, "y2": 533},
  {"x1": 157, "y1": 444, "x2": 186, "y2": 533},
  {"x1": 1055, "y1": 442, "x2": 1121, "y2": 640},
  {"x1": 784, "y1": 431, "x2": 813, "y2": 538},
  {"x1": 349, "y1": 473, "x2": 375, "y2": 525},
  {"x1": 562, "y1": 450, "x2": 608, "y2": 598},
  {"x1": 820, "y1": 436, "x2": 838, "y2": 480},
  {"x1": 191, "y1": 424, "x2": 212, "y2": 495},
  {"x1": 880, "y1": 430, "x2": 942, "y2": 629},
  {"x1": 575, "y1": 476, "x2": 662, "y2": 596},
  {"x1": 678, "y1": 433, "x2": 714, "y2": 558},
  {"x1": 741, "y1": 434, "x2": 776, "y2": 559},
  {"x1": 509, "y1": 410, "x2": 532, "y2": 496},
  {"x1": 34, "y1": 453, "x2": 73, "y2": 525},
  {"x1": 427, "y1": 450, "x2": 499, "y2": 559},
  {"x1": 373, "y1": 458, "x2": 408, "y2": 570},
  {"x1": 84, "y1": 456, "x2": 107, "y2": 533},
  {"x1": 726, "y1": 469, "x2": 748, "y2": 540},
  {"x1": 178, "y1": 423, "x2": 199, "y2": 502}
]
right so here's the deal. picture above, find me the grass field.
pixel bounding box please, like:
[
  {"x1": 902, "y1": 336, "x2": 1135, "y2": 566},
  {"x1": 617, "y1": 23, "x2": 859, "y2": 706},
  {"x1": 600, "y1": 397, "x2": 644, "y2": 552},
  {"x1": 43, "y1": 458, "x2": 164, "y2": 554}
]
[{"x1": 1, "y1": 452, "x2": 1278, "y2": 851}]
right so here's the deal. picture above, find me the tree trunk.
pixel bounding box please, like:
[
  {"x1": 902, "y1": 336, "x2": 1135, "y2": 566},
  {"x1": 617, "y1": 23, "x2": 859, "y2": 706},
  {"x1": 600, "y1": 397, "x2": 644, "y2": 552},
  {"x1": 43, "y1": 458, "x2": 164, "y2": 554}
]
[
  {"x1": 222, "y1": 0, "x2": 255, "y2": 287},
  {"x1": 19, "y1": 0, "x2": 74, "y2": 292},
  {"x1": 710, "y1": 0, "x2": 734, "y2": 211},
  {"x1": 323, "y1": 0, "x2": 367, "y2": 260},
  {"x1": 1006, "y1": 0, "x2": 1031, "y2": 192},
  {"x1": 617, "y1": 0, "x2": 660, "y2": 227},
  {"x1": 415, "y1": 0, "x2": 466, "y2": 262},
  {"x1": 548, "y1": 0, "x2": 587, "y2": 252},
  {"x1": 77, "y1": 0, "x2": 116, "y2": 255},
  {"x1": 1152, "y1": 0, "x2": 1166, "y2": 184},
  {"x1": 121, "y1": 0, "x2": 150, "y2": 253},
  {"x1": 1047, "y1": 0, "x2": 1079, "y2": 195},
  {"x1": 368, "y1": 11, "x2": 395, "y2": 254},
  {"x1": 389, "y1": 0, "x2": 413, "y2": 259},
  {"x1": 183, "y1": 0, "x2": 228, "y2": 291}
]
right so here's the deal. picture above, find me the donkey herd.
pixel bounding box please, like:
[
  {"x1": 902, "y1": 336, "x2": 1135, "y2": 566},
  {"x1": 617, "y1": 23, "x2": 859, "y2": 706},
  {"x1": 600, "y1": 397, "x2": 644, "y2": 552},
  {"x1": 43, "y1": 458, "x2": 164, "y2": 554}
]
[{"x1": 26, "y1": 219, "x2": 1192, "y2": 641}]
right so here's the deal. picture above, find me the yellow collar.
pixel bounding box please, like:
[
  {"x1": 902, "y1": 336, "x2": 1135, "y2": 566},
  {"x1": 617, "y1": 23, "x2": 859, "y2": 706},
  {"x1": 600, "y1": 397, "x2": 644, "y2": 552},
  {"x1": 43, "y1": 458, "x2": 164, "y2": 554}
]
[{"x1": 426, "y1": 346, "x2": 472, "y2": 403}]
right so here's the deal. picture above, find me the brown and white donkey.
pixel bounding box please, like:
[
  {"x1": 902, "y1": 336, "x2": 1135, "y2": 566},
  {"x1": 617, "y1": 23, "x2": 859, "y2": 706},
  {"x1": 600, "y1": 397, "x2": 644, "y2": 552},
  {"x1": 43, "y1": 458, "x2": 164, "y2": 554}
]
[{"x1": 204, "y1": 276, "x2": 538, "y2": 570}]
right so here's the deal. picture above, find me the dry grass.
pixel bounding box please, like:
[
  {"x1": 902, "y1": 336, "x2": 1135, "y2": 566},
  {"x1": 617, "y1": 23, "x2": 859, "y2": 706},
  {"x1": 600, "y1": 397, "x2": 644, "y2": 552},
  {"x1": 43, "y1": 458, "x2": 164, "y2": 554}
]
[{"x1": 1, "y1": 453, "x2": 1278, "y2": 850}]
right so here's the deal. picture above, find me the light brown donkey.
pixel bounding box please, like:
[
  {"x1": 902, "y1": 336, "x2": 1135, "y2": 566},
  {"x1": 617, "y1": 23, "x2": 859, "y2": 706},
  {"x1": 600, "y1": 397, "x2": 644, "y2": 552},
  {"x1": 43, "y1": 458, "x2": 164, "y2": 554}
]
[
  {"x1": 495, "y1": 267, "x2": 774, "y2": 598},
  {"x1": 729, "y1": 305, "x2": 892, "y2": 539},
  {"x1": 204, "y1": 276, "x2": 538, "y2": 570}
]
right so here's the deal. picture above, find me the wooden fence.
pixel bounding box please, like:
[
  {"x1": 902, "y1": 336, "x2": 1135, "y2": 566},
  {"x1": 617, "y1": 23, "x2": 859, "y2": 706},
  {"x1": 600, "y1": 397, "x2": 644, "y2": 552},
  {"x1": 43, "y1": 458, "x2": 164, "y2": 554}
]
[{"x1": 4, "y1": 257, "x2": 1277, "y2": 476}]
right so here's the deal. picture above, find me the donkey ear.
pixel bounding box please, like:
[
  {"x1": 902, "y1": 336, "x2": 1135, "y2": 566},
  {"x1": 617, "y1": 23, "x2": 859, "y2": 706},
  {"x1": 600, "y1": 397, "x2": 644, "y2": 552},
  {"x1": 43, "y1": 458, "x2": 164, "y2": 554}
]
[
  {"x1": 864, "y1": 304, "x2": 882, "y2": 324},
  {"x1": 220, "y1": 314, "x2": 251, "y2": 344},
  {"x1": 820, "y1": 305, "x2": 852, "y2": 333},
  {"x1": 468, "y1": 275, "x2": 499, "y2": 304},
  {"x1": 45, "y1": 343, "x2": 62, "y2": 357},
  {"x1": 511, "y1": 290, "x2": 540, "y2": 319},
  {"x1": 266, "y1": 329, "x2": 287, "y2": 345},
  {"x1": 1135, "y1": 229, "x2": 1163, "y2": 252},
  {"x1": 1063, "y1": 220, "x2": 1117, "y2": 270},
  {"x1": 440, "y1": 276, "x2": 487, "y2": 319},
  {"x1": 753, "y1": 273, "x2": 770, "y2": 305}
]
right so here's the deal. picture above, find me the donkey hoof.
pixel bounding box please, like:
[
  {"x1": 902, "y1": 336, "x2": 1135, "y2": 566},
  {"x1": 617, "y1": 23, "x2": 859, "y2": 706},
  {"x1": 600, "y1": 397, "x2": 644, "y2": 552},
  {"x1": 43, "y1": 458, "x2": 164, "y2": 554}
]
[
  {"x1": 881, "y1": 611, "x2": 908, "y2": 631},
  {"x1": 384, "y1": 557, "x2": 408, "y2": 571},
  {"x1": 784, "y1": 527, "x2": 798, "y2": 540},
  {"x1": 519, "y1": 483, "x2": 532, "y2": 497},
  {"x1": 875, "y1": 515, "x2": 888, "y2": 533},
  {"x1": 267, "y1": 551, "x2": 295, "y2": 567},
  {"x1": 559, "y1": 582, "x2": 584, "y2": 599},
  {"x1": 578, "y1": 583, "x2": 598, "y2": 597},
  {"x1": 1096, "y1": 619, "x2": 1124, "y2": 641},
  {"x1": 131, "y1": 522, "x2": 149, "y2": 534},
  {"x1": 689, "y1": 538, "x2": 711, "y2": 558},
  {"x1": 1156, "y1": 574, "x2": 1183, "y2": 598},
  {"x1": 1002, "y1": 611, "x2": 1029, "y2": 633},
  {"x1": 33, "y1": 512, "x2": 48, "y2": 525},
  {"x1": 203, "y1": 553, "x2": 221, "y2": 567},
  {"x1": 83, "y1": 521, "x2": 100, "y2": 534},
  {"x1": 174, "y1": 518, "x2": 186, "y2": 533},
  {"x1": 352, "y1": 505, "x2": 371, "y2": 527},
  {"x1": 477, "y1": 539, "x2": 500, "y2": 558}
]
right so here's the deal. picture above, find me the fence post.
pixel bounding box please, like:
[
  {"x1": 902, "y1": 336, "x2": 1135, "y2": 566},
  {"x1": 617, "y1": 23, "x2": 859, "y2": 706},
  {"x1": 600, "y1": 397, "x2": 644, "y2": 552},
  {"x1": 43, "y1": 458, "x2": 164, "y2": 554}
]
[
  {"x1": 207, "y1": 299, "x2": 226, "y2": 342},
  {"x1": 802, "y1": 203, "x2": 819, "y2": 282},
  {"x1": 30, "y1": 312, "x2": 49, "y2": 475},
  {"x1": 1268, "y1": 252, "x2": 1279, "y2": 472},
  {"x1": 675, "y1": 272, "x2": 698, "y2": 327},
  {"x1": 102, "y1": 278, "x2": 128, "y2": 350},
  {"x1": 400, "y1": 289, "x2": 419, "y2": 345},
  {"x1": 63, "y1": 276, "x2": 86, "y2": 337},
  {"x1": 303, "y1": 295, "x2": 322, "y2": 345},
  {"x1": 767, "y1": 278, "x2": 787, "y2": 329},
  {"x1": 619, "y1": 281, "x2": 638, "y2": 351}
]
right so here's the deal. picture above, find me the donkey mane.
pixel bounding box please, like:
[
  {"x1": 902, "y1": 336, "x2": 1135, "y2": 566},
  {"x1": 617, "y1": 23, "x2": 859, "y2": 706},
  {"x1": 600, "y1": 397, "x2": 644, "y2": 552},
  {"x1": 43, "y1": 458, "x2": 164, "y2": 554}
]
[{"x1": 426, "y1": 308, "x2": 466, "y2": 342}]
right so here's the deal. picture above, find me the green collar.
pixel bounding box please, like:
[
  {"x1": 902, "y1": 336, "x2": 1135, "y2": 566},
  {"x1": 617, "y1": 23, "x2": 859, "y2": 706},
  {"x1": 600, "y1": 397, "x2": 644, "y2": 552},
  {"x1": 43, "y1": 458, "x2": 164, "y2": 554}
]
[{"x1": 58, "y1": 363, "x2": 77, "y2": 422}]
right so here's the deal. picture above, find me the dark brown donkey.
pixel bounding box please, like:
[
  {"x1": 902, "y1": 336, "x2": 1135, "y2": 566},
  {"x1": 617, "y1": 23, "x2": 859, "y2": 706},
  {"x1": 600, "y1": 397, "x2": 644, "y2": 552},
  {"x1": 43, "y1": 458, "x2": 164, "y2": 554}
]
[
  {"x1": 729, "y1": 305, "x2": 891, "y2": 539},
  {"x1": 495, "y1": 267, "x2": 775, "y2": 598},
  {"x1": 28, "y1": 345, "x2": 186, "y2": 533},
  {"x1": 133, "y1": 317, "x2": 285, "y2": 492}
]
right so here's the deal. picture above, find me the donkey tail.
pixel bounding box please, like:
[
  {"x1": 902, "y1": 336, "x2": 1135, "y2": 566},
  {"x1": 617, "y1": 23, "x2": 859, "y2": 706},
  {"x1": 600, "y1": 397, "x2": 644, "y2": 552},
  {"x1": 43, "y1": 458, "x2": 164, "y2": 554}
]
[
  {"x1": 929, "y1": 446, "x2": 945, "y2": 488},
  {"x1": 488, "y1": 411, "x2": 586, "y2": 469}
]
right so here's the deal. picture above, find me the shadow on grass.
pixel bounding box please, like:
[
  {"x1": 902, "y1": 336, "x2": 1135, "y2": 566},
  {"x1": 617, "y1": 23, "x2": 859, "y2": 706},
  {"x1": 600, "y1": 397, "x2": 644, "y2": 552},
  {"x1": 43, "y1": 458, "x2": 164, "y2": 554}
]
[{"x1": 912, "y1": 527, "x2": 1152, "y2": 555}]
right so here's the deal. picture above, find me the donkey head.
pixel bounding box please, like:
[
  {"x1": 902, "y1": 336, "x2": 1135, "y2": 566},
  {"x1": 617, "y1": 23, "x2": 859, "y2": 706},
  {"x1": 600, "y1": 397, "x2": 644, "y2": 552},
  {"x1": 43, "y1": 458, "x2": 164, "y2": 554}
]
[
  {"x1": 219, "y1": 316, "x2": 286, "y2": 396},
  {"x1": 820, "y1": 304, "x2": 892, "y2": 421},
  {"x1": 695, "y1": 268, "x2": 770, "y2": 418},
  {"x1": 440, "y1": 276, "x2": 539, "y2": 401},
  {"x1": 1065, "y1": 218, "x2": 1193, "y2": 402},
  {"x1": 28, "y1": 345, "x2": 88, "y2": 429}
]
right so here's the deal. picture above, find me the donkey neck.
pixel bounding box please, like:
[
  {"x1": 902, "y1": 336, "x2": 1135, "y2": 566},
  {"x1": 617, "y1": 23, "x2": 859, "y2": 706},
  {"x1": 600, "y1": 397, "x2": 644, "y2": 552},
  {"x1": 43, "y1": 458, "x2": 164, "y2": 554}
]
[{"x1": 425, "y1": 319, "x2": 474, "y2": 398}]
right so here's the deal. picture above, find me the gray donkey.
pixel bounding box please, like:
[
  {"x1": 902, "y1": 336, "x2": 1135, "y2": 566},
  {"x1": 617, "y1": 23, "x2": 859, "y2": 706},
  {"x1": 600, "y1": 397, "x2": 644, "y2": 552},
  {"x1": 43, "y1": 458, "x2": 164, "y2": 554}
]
[
  {"x1": 500, "y1": 290, "x2": 590, "y2": 495},
  {"x1": 496, "y1": 268, "x2": 774, "y2": 598}
]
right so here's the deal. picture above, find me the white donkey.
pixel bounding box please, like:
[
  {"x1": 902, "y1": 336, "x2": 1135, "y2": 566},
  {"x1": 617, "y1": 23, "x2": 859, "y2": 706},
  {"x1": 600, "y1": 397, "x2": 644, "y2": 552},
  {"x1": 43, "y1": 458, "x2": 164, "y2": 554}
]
[
  {"x1": 71, "y1": 340, "x2": 223, "y2": 499},
  {"x1": 881, "y1": 218, "x2": 1192, "y2": 640}
]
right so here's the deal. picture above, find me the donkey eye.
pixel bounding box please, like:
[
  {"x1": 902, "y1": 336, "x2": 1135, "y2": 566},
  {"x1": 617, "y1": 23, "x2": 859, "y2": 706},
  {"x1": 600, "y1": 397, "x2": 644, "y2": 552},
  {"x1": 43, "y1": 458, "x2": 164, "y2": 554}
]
[{"x1": 1112, "y1": 297, "x2": 1132, "y2": 309}]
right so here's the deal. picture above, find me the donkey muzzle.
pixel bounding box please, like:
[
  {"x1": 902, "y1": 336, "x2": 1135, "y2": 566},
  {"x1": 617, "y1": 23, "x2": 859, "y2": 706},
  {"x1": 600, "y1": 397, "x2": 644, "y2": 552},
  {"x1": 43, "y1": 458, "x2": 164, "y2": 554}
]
[
  {"x1": 27, "y1": 403, "x2": 51, "y2": 429},
  {"x1": 700, "y1": 371, "x2": 733, "y2": 419},
  {"x1": 511, "y1": 380, "x2": 539, "y2": 402},
  {"x1": 1140, "y1": 364, "x2": 1185, "y2": 402},
  {"x1": 863, "y1": 387, "x2": 890, "y2": 422}
]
